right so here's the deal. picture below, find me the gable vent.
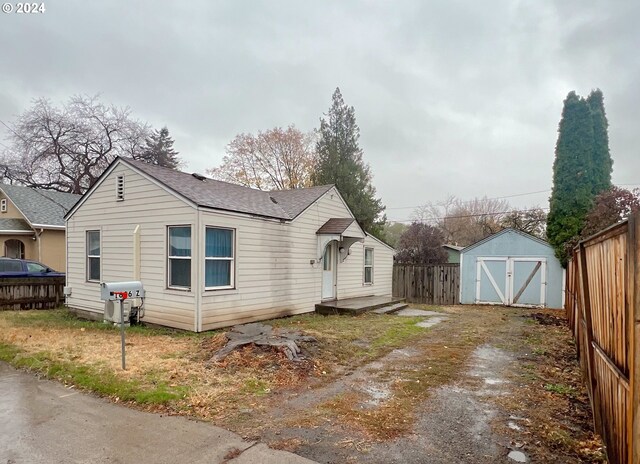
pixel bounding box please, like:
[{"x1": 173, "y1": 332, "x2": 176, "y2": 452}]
[
  {"x1": 0, "y1": 198, "x2": 6, "y2": 213},
  {"x1": 191, "y1": 173, "x2": 207, "y2": 181},
  {"x1": 116, "y1": 175, "x2": 125, "y2": 201}
]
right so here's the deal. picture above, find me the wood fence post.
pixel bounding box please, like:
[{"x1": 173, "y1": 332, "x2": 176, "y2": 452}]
[
  {"x1": 629, "y1": 214, "x2": 640, "y2": 464},
  {"x1": 579, "y1": 241, "x2": 602, "y2": 436}
]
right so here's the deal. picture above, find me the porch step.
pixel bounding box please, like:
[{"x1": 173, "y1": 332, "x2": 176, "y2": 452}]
[
  {"x1": 371, "y1": 302, "x2": 409, "y2": 315},
  {"x1": 315, "y1": 296, "x2": 407, "y2": 316}
]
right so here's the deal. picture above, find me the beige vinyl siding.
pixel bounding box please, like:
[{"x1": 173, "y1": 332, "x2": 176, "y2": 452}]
[
  {"x1": 335, "y1": 235, "x2": 394, "y2": 299},
  {"x1": 199, "y1": 187, "x2": 394, "y2": 331},
  {"x1": 66, "y1": 164, "x2": 197, "y2": 331},
  {"x1": 200, "y1": 187, "x2": 357, "y2": 330}
]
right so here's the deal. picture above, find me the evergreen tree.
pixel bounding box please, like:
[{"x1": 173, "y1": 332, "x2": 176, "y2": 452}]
[
  {"x1": 547, "y1": 92, "x2": 597, "y2": 265},
  {"x1": 137, "y1": 126, "x2": 181, "y2": 169},
  {"x1": 312, "y1": 88, "x2": 386, "y2": 236},
  {"x1": 587, "y1": 89, "x2": 613, "y2": 194}
]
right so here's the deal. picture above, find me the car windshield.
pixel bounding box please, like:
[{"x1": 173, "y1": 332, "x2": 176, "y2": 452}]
[
  {"x1": 26, "y1": 262, "x2": 47, "y2": 272},
  {"x1": 0, "y1": 260, "x2": 22, "y2": 272}
]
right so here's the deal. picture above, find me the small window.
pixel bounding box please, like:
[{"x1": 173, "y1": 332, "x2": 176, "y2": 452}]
[
  {"x1": 323, "y1": 244, "x2": 332, "y2": 271},
  {"x1": 86, "y1": 230, "x2": 100, "y2": 281},
  {"x1": 168, "y1": 226, "x2": 191, "y2": 289},
  {"x1": 364, "y1": 247, "x2": 374, "y2": 285},
  {"x1": 116, "y1": 175, "x2": 125, "y2": 201},
  {"x1": 205, "y1": 227, "x2": 234, "y2": 289},
  {"x1": 0, "y1": 198, "x2": 6, "y2": 213}
]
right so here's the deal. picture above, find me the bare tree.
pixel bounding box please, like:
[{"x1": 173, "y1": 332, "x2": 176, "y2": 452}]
[
  {"x1": 208, "y1": 125, "x2": 316, "y2": 190},
  {"x1": 414, "y1": 196, "x2": 510, "y2": 246},
  {"x1": 500, "y1": 207, "x2": 547, "y2": 239},
  {"x1": 0, "y1": 95, "x2": 158, "y2": 193}
]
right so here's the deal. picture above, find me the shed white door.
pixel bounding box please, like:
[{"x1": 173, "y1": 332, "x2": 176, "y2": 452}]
[
  {"x1": 475, "y1": 257, "x2": 547, "y2": 307},
  {"x1": 322, "y1": 242, "x2": 337, "y2": 300}
]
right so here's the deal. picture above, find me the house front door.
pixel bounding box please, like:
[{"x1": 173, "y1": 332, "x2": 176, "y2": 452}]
[{"x1": 321, "y1": 241, "x2": 337, "y2": 300}]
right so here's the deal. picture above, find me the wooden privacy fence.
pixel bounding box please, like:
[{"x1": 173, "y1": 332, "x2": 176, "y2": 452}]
[
  {"x1": 0, "y1": 277, "x2": 65, "y2": 310},
  {"x1": 392, "y1": 263, "x2": 460, "y2": 305},
  {"x1": 565, "y1": 217, "x2": 640, "y2": 464}
]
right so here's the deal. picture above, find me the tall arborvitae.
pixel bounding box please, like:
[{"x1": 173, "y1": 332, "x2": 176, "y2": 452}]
[
  {"x1": 547, "y1": 92, "x2": 596, "y2": 265},
  {"x1": 586, "y1": 89, "x2": 613, "y2": 194},
  {"x1": 312, "y1": 88, "x2": 386, "y2": 236}
]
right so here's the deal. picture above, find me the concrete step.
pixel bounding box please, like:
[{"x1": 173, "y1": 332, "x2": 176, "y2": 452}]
[{"x1": 371, "y1": 302, "x2": 409, "y2": 315}]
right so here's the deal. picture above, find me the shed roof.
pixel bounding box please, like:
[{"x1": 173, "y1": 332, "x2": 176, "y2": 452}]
[
  {"x1": 121, "y1": 158, "x2": 335, "y2": 221},
  {"x1": 0, "y1": 184, "x2": 80, "y2": 227},
  {"x1": 460, "y1": 228, "x2": 552, "y2": 254},
  {"x1": 316, "y1": 218, "x2": 355, "y2": 235},
  {"x1": 443, "y1": 244, "x2": 464, "y2": 251}
]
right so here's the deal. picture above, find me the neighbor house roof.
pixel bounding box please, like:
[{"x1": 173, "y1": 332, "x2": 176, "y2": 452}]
[
  {"x1": 0, "y1": 218, "x2": 32, "y2": 232},
  {"x1": 316, "y1": 218, "x2": 355, "y2": 235},
  {"x1": 0, "y1": 184, "x2": 81, "y2": 228},
  {"x1": 96, "y1": 158, "x2": 336, "y2": 221},
  {"x1": 443, "y1": 244, "x2": 464, "y2": 251}
]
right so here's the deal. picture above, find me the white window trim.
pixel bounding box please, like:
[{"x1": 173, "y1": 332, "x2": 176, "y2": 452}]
[
  {"x1": 364, "y1": 247, "x2": 374, "y2": 285},
  {"x1": 86, "y1": 230, "x2": 100, "y2": 282},
  {"x1": 167, "y1": 225, "x2": 192, "y2": 290},
  {"x1": 116, "y1": 175, "x2": 125, "y2": 201},
  {"x1": 204, "y1": 226, "x2": 235, "y2": 291}
]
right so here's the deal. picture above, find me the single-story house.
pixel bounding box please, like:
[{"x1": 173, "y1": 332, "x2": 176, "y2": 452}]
[
  {"x1": 0, "y1": 184, "x2": 80, "y2": 271},
  {"x1": 459, "y1": 228, "x2": 564, "y2": 309},
  {"x1": 442, "y1": 244, "x2": 463, "y2": 263},
  {"x1": 64, "y1": 157, "x2": 395, "y2": 331}
]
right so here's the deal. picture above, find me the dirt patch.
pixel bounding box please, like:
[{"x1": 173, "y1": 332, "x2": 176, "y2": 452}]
[{"x1": 528, "y1": 312, "x2": 566, "y2": 326}]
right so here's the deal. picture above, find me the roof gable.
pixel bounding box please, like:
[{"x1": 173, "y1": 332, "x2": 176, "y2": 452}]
[
  {"x1": 66, "y1": 157, "x2": 339, "y2": 222},
  {"x1": 0, "y1": 184, "x2": 81, "y2": 227},
  {"x1": 461, "y1": 228, "x2": 552, "y2": 254}
]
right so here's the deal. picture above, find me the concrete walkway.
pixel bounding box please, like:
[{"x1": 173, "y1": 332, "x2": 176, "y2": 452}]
[{"x1": 0, "y1": 362, "x2": 315, "y2": 464}]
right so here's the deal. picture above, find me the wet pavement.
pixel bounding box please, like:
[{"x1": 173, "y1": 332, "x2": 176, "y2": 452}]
[{"x1": 0, "y1": 362, "x2": 315, "y2": 464}]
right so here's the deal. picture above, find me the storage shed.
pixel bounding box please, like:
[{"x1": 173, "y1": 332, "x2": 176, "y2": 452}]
[{"x1": 459, "y1": 229, "x2": 564, "y2": 309}]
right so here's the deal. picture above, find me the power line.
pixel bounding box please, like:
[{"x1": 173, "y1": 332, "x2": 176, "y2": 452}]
[{"x1": 388, "y1": 206, "x2": 550, "y2": 224}]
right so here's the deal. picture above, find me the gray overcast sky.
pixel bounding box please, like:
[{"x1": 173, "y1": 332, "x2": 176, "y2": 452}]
[{"x1": 1, "y1": 0, "x2": 638, "y2": 222}]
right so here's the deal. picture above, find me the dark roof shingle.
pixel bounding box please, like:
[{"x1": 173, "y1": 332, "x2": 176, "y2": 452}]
[
  {"x1": 316, "y1": 218, "x2": 355, "y2": 235},
  {"x1": 124, "y1": 158, "x2": 334, "y2": 220}
]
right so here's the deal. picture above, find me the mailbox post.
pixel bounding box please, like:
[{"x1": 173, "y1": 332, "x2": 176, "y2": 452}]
[{"x1": 100, "y1": 282, "x2": 145, "y2": 370}]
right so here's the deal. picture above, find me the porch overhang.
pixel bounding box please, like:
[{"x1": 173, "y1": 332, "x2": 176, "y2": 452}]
[{"x1": 316, "y1": 218, "x2": 365, "y2": 261}]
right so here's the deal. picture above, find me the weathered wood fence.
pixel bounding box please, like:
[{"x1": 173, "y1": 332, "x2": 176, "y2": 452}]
[
  {"x1": 565, "y1": 217, "x2": 640, "y2": 464},
  {"x1": 0, "y1": 277, "x2": 65, "y2": 310},
  {"x1": 392, "y1": 264, "x2": 460, "y2": 305}
]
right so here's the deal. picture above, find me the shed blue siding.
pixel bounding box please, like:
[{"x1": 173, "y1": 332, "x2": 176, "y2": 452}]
[{"x1": 459, "y1": 229, "x2": 564, "y2": 309}]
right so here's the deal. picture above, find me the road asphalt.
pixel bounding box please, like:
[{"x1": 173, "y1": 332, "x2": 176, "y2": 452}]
[{"x1": 0, "y1": 362, "x2": 315, "y2": 464}]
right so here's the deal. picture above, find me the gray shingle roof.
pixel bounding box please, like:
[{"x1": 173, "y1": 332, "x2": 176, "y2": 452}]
[
  {"x1": 124, "y1": 158, "x2": 334, "y2": 220},
  {"x1": 0, "y1": 184, "x2": 81, "y2": 227},
  {"x1": 0, "y1": 218, "x2": 32, "y2": 231},
  {"x1": 316, "y1": 218, "x2": 355, "y2": 235}
]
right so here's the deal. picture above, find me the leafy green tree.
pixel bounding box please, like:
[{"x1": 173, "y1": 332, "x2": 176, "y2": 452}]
[
  {"x1": 381, "y1": 222, "x2": 408, "y2": 248},
  {"x1": 312, "y1": 88, "x2": 385, "y2": 236},
  {"x1": 547, "y1": 91, "x2": 606, "y2": 265},
  {"x1": 586, "y1": 89, "x2": 613, "y2": 194},
  {"x1": 137, "y1": 126, "x2": 182, "y2": 169}
]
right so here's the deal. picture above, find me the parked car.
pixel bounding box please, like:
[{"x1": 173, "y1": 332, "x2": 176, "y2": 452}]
[{"x1": 0, "y1": 258, "x2": 64, "y2": 277}]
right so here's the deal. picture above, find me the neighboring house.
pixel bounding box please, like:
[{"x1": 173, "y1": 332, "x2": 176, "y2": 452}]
[
  {"x1": 64, "y1": 157, "x2": 395, "y2": 332},
  {"x1": 442, "y1": 244, "x2": 464, "y2": 264},
  {"x1": 459, "y1": 228, "x2": 564, "y2": 309},
  {"x1": 0, "y1": 184, "x2": 80, "y2": 272}
]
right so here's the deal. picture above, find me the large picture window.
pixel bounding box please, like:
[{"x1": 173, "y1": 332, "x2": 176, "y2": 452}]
[
  {"x1": 86, "y1": 230, "x2": 100, "y2": 281},
  {"x1": 168, "y1": 226, "x2": 191, "y2": 289},
  {"x1": 205, "y1": 227, "x2": 234, "y2": 289},
  {"x1": 364, "y1": 247, "x2": 374, "y2": 285}
]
